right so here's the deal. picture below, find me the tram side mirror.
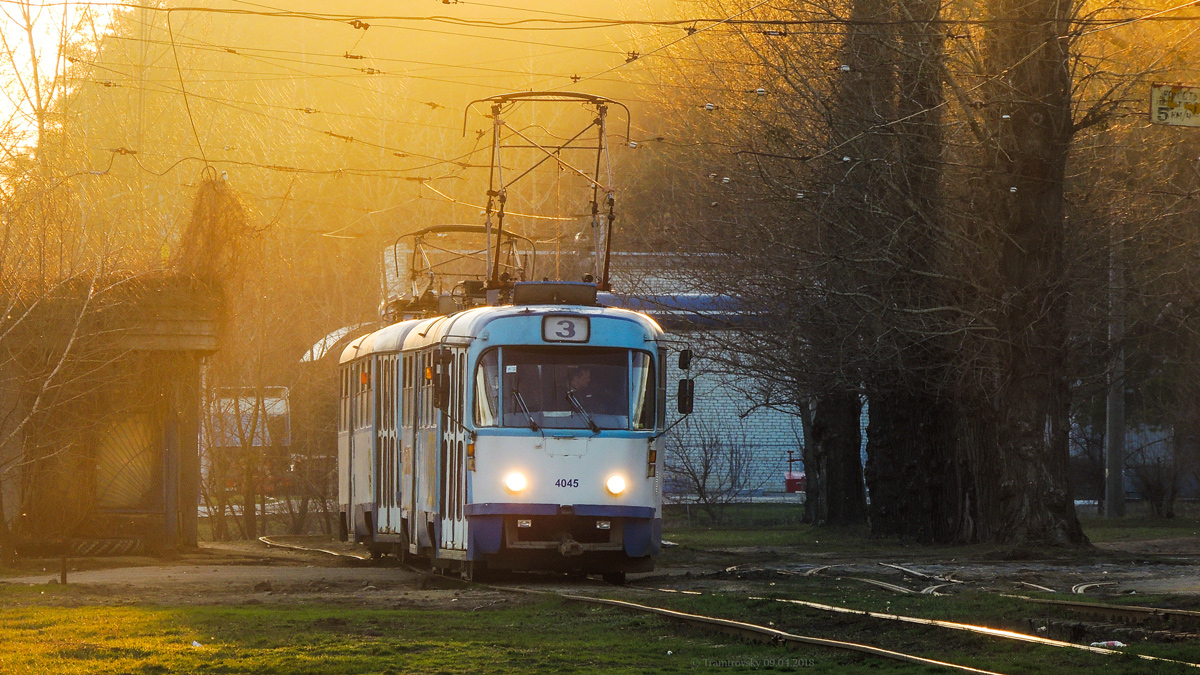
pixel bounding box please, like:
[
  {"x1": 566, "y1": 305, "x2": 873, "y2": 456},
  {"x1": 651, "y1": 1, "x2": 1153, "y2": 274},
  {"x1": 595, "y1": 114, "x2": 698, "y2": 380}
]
[
  {"x1": 678, "y1": 349, "x2": 693, "y2": 371},
  {"x1": 677, "y1": 379, "x2": 694, "y2": 415}
]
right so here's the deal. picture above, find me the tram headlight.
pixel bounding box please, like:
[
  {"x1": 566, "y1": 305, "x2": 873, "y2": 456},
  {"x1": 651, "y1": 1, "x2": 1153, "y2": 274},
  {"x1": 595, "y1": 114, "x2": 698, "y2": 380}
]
[
  {"x1": 605, "y1": 475, "x2": 626, "y2": 496},
  {"x1": 504, "y1": 472, "x2": 527, "y2": 493}
]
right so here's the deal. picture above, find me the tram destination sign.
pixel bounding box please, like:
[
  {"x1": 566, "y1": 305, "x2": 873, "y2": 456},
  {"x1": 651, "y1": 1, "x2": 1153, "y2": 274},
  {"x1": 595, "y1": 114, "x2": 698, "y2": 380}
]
[
  {"x1": 542, "y1": 315, "x2": 589, "y2": 343},
  {"x1": 1151, "y1": 84, "x2": 1200, "y2": 127}
]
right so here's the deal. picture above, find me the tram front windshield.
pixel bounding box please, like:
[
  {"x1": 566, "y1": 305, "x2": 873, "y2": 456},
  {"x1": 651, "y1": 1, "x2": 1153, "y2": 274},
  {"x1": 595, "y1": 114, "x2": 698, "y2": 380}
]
[{"x1": 474, "y1": 347, "x2": 655, "y2": 431}]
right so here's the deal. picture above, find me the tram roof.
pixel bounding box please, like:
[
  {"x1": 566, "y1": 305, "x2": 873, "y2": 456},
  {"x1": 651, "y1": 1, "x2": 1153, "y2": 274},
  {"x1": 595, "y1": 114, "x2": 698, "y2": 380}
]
[{"x1": 339, "y1": 303, "x2": 664, "y2": 364}]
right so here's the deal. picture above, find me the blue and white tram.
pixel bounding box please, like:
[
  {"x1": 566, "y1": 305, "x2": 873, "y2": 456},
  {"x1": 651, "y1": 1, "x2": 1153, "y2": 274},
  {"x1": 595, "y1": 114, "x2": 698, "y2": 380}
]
[{"x1": 337, "y1": 282, "x2": 684, "y2": 581}]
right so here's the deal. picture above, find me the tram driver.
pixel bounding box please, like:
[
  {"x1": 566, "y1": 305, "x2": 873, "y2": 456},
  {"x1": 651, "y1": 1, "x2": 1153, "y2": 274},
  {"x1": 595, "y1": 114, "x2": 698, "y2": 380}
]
[{"x1": 567, "y1": 366, "x2": 597, "y2": 404}]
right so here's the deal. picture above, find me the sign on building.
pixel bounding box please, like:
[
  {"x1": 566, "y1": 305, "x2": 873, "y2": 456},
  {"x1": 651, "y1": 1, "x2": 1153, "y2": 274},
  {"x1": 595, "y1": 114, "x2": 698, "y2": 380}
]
[{"x1": 1151, "y1": 84, "x2": 1200, "y2": 127}]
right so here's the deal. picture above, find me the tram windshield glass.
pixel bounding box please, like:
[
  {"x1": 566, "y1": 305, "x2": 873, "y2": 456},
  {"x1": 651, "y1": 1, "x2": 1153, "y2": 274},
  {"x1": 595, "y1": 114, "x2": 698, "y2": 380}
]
[{"x1": 473, "y1": 347, "x2": 656, "y2": 430}]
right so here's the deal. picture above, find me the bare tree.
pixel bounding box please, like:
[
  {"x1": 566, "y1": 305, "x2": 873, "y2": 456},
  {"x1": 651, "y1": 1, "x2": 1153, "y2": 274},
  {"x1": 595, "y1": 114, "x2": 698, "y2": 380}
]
[{"x1": 665, "y1": 418, "x2": 767, "y2": 523}]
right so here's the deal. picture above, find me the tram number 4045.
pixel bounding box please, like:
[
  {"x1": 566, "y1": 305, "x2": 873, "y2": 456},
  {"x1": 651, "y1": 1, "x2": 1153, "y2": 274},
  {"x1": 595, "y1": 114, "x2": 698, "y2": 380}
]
[{"x1": 554, "y1": 478, "x2": 580, "y2": 488}]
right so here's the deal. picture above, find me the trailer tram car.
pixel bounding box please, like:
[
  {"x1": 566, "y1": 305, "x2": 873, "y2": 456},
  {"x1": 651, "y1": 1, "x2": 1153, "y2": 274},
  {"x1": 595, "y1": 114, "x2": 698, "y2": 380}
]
[{"x1": 338, "y1": 282, "x2": 686, "y2": 582}]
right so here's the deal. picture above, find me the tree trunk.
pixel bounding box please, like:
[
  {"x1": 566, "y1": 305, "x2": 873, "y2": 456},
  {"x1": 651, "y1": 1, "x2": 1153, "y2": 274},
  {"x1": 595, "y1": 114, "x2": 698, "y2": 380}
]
[
  {"x1": 978, "y1": 0, "x2": 1086, "y2": 546},
  {"x1": 809, "y1": 393, "x2": 867, "y2": 526},
  {"x1": 0, "y1": 483, "x2": 12, "y2": 563},
  {"x1": 290, "y1": 495, "x2": 310, "y2": 535},
  {"x1": 242, "y1": 455, "x2": 257, "y2": 540},
  {"x1": 799, "y1": 399, "x2": 817, "y2": 524},
  {"x1": 862, "y1": 0, "x2": 967, "y2": 542},
  {"x1": 866, "y1": 394, "x2": 974, "y2": 542}
]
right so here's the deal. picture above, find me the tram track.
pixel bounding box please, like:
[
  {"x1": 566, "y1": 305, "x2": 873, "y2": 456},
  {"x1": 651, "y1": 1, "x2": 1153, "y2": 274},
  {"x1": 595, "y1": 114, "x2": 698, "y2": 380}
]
[
  {"x1": 1007, "y1": 594, "x2": 1200, "y2": 630},
  {"x1": 559, "y1": 593, "x2": 1006, "y2": 675},
  {"x1": 462, "y1": 573, "x2": 1200, "y2": 670},
  {"x1": 257, "y1": 538, "x2": 1014, "y2": 671},
  {"x1": 257, "y1": 536, "x2": 1200, "y2": 671},
  {"x1": 627, "y1": 585, "x2": 1200, "y2": 669},
  {"x1": 258, "y1": 535, "x2": 371, "y2": 561}
]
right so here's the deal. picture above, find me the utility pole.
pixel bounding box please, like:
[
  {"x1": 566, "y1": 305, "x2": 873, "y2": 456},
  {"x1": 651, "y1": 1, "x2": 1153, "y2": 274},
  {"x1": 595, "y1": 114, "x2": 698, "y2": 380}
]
[
  {"x1": 1104, "y1": 221, "x2": 1125, "y2": 518},
  {"x1": 137, "y1": 1, "x2": 149, "y2": 244}
]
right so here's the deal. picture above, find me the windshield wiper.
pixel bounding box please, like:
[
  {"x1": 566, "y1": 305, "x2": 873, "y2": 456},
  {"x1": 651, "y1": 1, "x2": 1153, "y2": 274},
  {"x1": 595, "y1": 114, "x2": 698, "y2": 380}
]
[
  {"x1": 512, "y1": 389, "x2": 540, "y2": 432},
  {"x1": 566, "y1": 389, "x2": 601, "y2": 434}
]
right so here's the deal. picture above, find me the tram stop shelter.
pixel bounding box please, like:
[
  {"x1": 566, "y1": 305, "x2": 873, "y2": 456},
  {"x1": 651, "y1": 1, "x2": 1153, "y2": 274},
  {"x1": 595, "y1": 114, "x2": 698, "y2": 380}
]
[{"x1": 0, "y1": 273, "x2": 219, "y2": 555}]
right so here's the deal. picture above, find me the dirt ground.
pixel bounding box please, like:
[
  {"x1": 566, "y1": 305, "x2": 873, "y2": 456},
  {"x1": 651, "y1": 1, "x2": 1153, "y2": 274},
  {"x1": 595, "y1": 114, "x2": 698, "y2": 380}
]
[
  {"x1": 2, "y1": 536, "x2": 1199, "y2": 608},
  {"x1": 0, "y1": 539, "x2": 550, "y2": 609}
]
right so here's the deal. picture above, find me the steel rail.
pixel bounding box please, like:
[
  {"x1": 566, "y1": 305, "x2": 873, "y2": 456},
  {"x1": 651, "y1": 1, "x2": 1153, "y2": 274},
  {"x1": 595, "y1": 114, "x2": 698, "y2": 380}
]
[
  {"x1": 1008, "y1": 594, "x2": 1200, "y2": 629},
  {"x1": 253, "y1": 538, "x2": 1200, "y2": 670},
  {"x1": 560, "y1": 594, "x2": 1007, "y2": 674},
  {"x1": 258, "y1": 535, "x2": 371, "y2": 560},
  {"x1": 756, "y1": 596, "x2": 1200, "y2": 668},
  {"x1": 639, "y1": 584, "x2": 1200, "y2": 669}
]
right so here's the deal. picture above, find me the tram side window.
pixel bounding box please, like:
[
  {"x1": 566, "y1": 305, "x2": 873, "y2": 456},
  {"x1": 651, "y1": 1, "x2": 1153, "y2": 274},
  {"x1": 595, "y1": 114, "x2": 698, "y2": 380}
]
[
  {"x1": 631, "y1": 351, "x2": 656, "y2": 430},
  {"x1": 403, "y1": 354, "x2": 412, "y2": 428},
  {"x1": 352, "y1": 365, "x2": 358, "y2": 429},
  {"x1": 356, "y1": 362, "x2": 370, "y2": 430},
  {"x1": 457, "y1": 353, "x2": 465, "y2": 419},
  {"x1": 339, "y1": 368, "x2": 347, "y2": 432},
  {"x1": 356, "y1": 364, "x2": 363, "y2": 429},
  {"x1": 474, "y1": 350, "x2": 500, "y2": 427},
  {"x1": 382, "y1": 357, "x2": 391, "y2": 431},
  {"x1": 355, "y1": 364, "x2": 362, "y2": 429},
  {"x1": 389, "y1": 356, "x2": 396, "y2": 430},
  {"x1": 421, "y1": 352, "x2": 430, "y2": 428}
]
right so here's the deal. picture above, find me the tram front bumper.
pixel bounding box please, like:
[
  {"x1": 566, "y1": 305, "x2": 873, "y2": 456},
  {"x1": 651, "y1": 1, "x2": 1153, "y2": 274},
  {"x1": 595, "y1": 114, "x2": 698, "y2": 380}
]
[{"x1": 465, "y1": 503, "x2": 660, "y2": 558}]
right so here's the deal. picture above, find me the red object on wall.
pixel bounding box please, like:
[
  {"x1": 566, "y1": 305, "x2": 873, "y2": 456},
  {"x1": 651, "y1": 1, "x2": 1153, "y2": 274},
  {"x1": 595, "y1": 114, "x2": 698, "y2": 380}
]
[
  {"x1": 784, "y1": 450, "x2": 805, "y2": 493},
  {"x1": 785, "y1": 472, "x2": 806, "y2": 493}
]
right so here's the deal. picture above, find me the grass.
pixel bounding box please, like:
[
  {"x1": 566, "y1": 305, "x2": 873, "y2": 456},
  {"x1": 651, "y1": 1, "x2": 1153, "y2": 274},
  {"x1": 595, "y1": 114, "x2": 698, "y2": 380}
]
[
  {"x1": 660, "y1": 504, "x2": 956, "y2": 556},
  {"x1": 1079, "y1": 502, "x2": 1200, "y2": 543},
  {"x1": 7, "y1": 502, "x2": 1200, "y2": 673},
  {"x1": 661, "y1": 501, "x2": 1200, "y2": 550},
  {"x1": 0, "y1": 588, "x2": 800, "y2": 674},
  {"x1": 9, "y1": 582, "x2": 1190, "y2": 674}
]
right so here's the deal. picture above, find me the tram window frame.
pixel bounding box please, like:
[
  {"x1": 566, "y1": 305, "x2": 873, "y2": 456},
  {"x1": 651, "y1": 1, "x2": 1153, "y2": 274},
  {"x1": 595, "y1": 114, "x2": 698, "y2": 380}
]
[
  {"x1": 631, "y1": 351, "x2": 657, "y2": 431},
  {"x1": 475, "y1": 346, "x2": 660, "y2": 431},
  {"x1": 474, "y1": 349, "x2": 500, "y2": 428}
]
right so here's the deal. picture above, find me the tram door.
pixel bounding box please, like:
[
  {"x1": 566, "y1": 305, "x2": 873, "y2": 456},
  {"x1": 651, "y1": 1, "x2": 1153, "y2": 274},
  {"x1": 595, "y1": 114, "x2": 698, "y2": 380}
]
[
  {"x1": 438, "y1": 348, "x2": 469, "y2": 555},
  {"x1": 413, "y1": 350, "x2": 440, "y2": 551},
  {"x1": 375, "y1": 355, "x2": 401, "y2": 535},
  {"x1": 400, "y1": 352, "x2": 418, "y2": 552}
]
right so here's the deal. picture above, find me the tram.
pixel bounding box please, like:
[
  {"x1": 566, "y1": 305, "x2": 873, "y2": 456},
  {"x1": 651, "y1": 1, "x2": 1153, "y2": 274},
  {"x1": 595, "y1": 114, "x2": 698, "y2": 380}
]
[
  {"x1": 337, "y1": 92, "x2": 691, "y2": 581},
  {"x1": 337, "y1": 281, "x2": 691, "y2": 581}
]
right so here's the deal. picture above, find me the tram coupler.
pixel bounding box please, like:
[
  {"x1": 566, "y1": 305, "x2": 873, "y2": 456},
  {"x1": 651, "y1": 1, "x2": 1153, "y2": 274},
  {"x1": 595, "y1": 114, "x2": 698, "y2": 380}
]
[{"x1": 558, "y1": 536, "x2": 584, "y2": 557}]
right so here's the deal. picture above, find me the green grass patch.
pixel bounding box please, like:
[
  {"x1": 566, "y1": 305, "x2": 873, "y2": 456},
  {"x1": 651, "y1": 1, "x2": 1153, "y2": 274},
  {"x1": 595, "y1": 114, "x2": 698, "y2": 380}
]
[
  {"x1": 661, "y1": 503, "x2": 873, "y2": 550},
  {"x1": 661, "y1": 504, "x2": 954, "y2": 556},
  {"x1": 1081, "y1": 515, "x2": 1200, "y2": 543},
  {"x1": 0, "y1": 592, "x2": 838, "y2": 674}
]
